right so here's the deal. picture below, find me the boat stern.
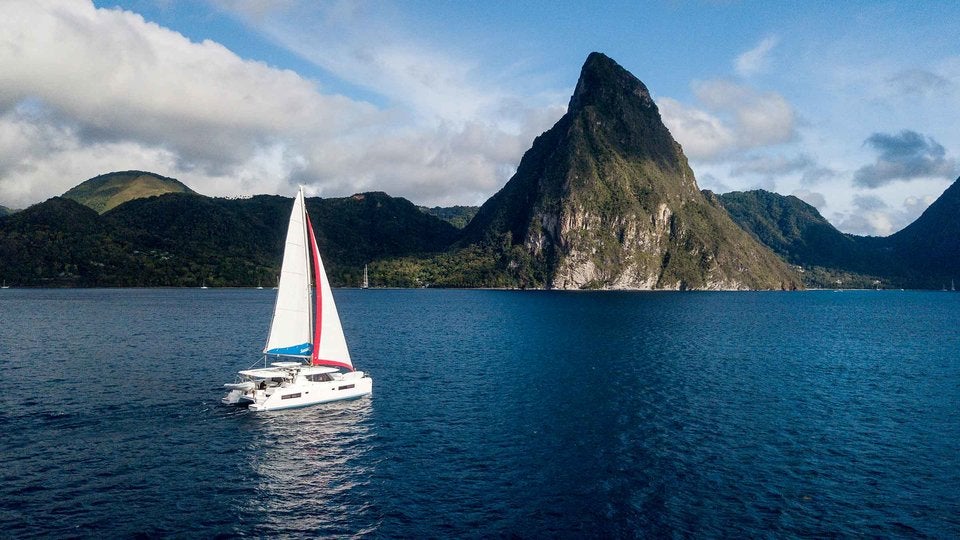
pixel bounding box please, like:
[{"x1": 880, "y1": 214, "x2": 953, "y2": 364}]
[
  {"x1": 221, "y1": 388, "x2": 245, "y2": 405},
  {"x1": 222, "y1": 381, "x2": 257, "y2": 406}
]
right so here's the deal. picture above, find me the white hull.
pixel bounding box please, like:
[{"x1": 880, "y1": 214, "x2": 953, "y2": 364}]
[{"x1": 223, "y1": 368, "x2": 371, "y2": 412}]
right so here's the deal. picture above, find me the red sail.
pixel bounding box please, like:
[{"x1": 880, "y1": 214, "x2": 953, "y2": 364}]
[
  {"x1": 305, "y1": 206, "x2": 354, "y2": 371},
  {"x1": 305, "y1": 212, "x2": 323, "y2": 366}
]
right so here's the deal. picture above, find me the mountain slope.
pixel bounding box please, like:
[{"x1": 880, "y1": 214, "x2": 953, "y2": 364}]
[
  {"x1": 886, "y1": 176, "x2": 960, "y2": 286},
  {"x1": 419, "y1": 205, "x2": 479, "y2": 229},
  {"x1": 463, "y1": 52, "x2": 799, "y2": 290},
  {"x1": 717, "y1": 190, "x2": 865, "y2": 269},
  {"x1": 0, "y1": 187, "x2": 461, "y2": 287},
  {"x1": 63, "y1": 170, "x2": 197, "y2": 214},
  {"x1": 718, "y1": 181, "x2": 960, "y2": 288},
  {"x1": 0, "y1": 197, "x2": 134, "y2": 286}
]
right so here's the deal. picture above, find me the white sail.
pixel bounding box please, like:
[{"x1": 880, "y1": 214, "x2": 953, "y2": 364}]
[
  {"x1": 311, "y1": 229, "x2": 353, "y2": 369},
  {"x1": 263, "y1": 189, "x2": 313, "y2": 357}
]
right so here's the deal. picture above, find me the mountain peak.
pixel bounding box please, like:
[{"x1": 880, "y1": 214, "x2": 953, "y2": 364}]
[
  {"x1": 564, "y1": 52, "x2": 684, "y2": 180},
  {"x1": 63, "y1": 170, "x2": 197, "y2": 214},
  {"x1": 569, "y1": 52, "x2": 656, "y2": 113},
  {"x1": 463, "y1": 52, "x2": 800, "y2": 290}
]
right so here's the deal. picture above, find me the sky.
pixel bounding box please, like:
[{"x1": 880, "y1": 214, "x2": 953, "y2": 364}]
[{"x1": 1, "y1": 1, "x2": 959, "y2": 235}]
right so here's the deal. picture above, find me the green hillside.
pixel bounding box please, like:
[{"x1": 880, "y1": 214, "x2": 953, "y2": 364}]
[
  {"x1": 419, "y1": 205, "x2": 479, "y2": 229},
  {"x1": 879, "y1": 177, "x2": 960, "y2": 288},
  {"x1": 718, "y1": 183, "x2": 960, "y2": 289},
  {"x1": 0, "y1": 190, "x2": 460, "y2": 288},
  {"x1": 63, "y1": 170, "x2": 196, "y2": 214}
]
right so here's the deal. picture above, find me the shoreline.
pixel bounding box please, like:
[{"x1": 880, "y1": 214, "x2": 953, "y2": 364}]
[{"x1": 0, "y1": 285, "x2": 944, "y2": 292}]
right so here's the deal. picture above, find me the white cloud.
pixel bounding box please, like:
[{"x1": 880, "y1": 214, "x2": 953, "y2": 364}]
[
  {"x1": 834, "y1": 192, "x2": 937, "y2": 236},
  {"x1": 696, "y1": 173, "x2": 730, "y2": 193},
  {"x1": 0, "y1": 0, "x2": 565, "y2": 208},
  {"x1": 659, "y1": 80, "x2": 796, "y2": 160},
  {"x1": 902, "y1": 194, "x2": 937, "y2": 223},
  {"x1": 800, "y1": 165, "x2": 838, "y2": 186},
  {"x1": 214, "y1": 0, "x2": 558, "y2": 128},
  {"x1": 730, "y1": 154, "x2": 813, "y2": 177},
  {"x1": 735, "y1": 36, "x2": 779, "y2": 77},
  {"x1": 657, "y1": 97, "x2": 737, "y2": 160},
  {"x1": 694, "y1": 80, "x2": 796, "y2": 148}
]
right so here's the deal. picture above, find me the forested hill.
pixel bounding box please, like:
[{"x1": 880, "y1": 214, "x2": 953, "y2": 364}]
[
  {"x1": 418, "y1": 205, "x2": 479, "y2": 229},
  {"x1": 0, "y1": 191, "x2": 459, "y2": 287},
  {"x1": 63, "y1": 170, "x2": 196, "y2": 213},
  {"x1": 717, "y1": 181, "x2": 960, "y2": 289},
  {"x1": 3, "y1": 178, "x2": 959, "y2": 289}
]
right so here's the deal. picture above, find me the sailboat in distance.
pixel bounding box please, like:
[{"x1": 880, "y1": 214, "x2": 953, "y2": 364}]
[{"x1": 222, "y1": 187, "x2": 372, "y2": 411}]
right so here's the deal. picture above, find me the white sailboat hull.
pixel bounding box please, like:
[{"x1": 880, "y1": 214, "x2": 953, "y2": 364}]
[{"x1": 223, "y1": 370, "x2": 372, "y2": 411}]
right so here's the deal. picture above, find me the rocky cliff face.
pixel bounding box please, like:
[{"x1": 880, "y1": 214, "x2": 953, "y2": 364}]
[{"x1": 463, "y1": 52, "x2": 800, "y2": 290}]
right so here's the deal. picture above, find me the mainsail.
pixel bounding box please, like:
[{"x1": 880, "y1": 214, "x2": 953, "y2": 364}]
[
  {"x1": 263, "y1": 187, "x2": 353, "y2": 369},
  {"x1": 263, "y1": 189, "x2": 313, "y2": 357}
]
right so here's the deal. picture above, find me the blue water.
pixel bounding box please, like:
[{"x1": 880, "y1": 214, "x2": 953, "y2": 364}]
[{"x1": 1, "y1": 289, "x2": 958, "y2": 537}]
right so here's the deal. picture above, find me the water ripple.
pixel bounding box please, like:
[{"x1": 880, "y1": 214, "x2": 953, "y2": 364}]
[{"x1": 1, "y1": 289, "x2": 958, "y2": 536}]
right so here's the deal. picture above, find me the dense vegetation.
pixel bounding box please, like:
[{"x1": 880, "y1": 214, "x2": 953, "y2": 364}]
[
  {"x1": 418, "y1": 205, "x2": 479, "y2": 229},
  {"x1": 718, "y1": 184, "x2": 960, "y2": 289},
  {"x1": 3, "y1": 177, "x2": 958, "y2": 289},
  {"x1": 0, "y1": 192, "x2": 461, "y2": 288},
  {"x1": 0, "y1": 205, "x2": 13, "y2": 217}
]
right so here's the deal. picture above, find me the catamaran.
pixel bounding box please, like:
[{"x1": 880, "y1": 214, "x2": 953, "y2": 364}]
[{"x1": 222, "y1": 187, "x2": 372, "y2": 411}]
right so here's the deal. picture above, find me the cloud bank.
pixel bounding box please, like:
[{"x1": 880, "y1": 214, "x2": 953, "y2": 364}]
[
  {"x1": 659, "y1": 80, "x2": 796, "y2": 161},
  {"x1": 0, "y1": 0, "x2": 563, "y2": 208},
  {"x1": 835, "y1": 192, "x2": 936, "y2": 236}
]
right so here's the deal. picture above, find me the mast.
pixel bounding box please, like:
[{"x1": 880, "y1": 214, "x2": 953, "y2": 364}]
[{"x1": 363, "y1": 264, "x2": 369, "y2": 289}]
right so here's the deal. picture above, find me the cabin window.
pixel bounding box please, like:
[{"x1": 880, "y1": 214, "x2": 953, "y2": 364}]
[
  {"x1": 281, "y1": 393, "x2": 301, "y2": 400},
  {"x1": 338, "y1": 384, "x2": 355, "y2": 390},
  {"x1": 306, "y1": 374, "x2": 333, "y2": 382}
]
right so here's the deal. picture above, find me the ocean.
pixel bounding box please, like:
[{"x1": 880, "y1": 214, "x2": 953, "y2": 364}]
[{"x1": 1, "y1": 288, "x2": 958, "y2": 537}]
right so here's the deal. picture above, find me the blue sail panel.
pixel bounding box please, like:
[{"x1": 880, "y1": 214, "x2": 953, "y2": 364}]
[{"x1": 265, "y1": 342, "x2": 313, "y2": 357}]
